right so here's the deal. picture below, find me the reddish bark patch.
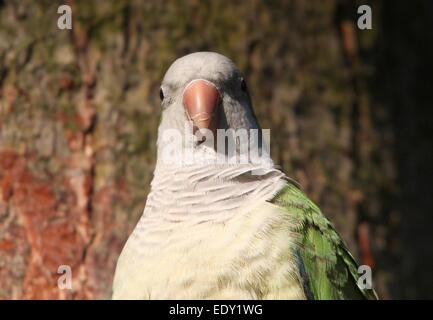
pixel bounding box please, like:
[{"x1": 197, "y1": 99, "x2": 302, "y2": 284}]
[{"x1": 0, "y1": 150, "x2": 91, "y2": 299}]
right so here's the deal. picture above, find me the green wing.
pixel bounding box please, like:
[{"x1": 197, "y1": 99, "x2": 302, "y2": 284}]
[{"x1": 271, "y1": 183, "x2": 378, "y2": 300}]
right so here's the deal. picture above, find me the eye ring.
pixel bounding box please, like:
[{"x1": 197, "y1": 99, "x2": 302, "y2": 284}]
[
  {"x1": 241, "y1": 78, "x2": 248, "y2": 92},
  {"x1": 159, "y1": 87, "x2": 164, "y2": 101}
]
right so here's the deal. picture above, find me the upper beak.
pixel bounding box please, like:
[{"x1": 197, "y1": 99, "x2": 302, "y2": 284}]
[{"x1": 182, "y1": 79, "x2": 220, "y2": 132}]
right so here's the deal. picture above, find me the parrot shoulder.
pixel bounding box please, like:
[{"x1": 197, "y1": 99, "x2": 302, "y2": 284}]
[{"x1": 270, "y1": 182, "x2": 378, "y2": 300}]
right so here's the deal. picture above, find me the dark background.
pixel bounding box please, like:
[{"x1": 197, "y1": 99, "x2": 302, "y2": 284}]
[{"x1": 0, "y1": 0, "x2": 432, "y2": 299}]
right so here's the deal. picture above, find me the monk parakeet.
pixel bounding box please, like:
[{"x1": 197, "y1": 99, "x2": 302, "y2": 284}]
[{"x1": 112, "y1": 52, "x2": 378, "y2": 300}]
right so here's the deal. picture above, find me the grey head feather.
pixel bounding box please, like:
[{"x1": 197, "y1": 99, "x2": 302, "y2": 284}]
[{"x1": 159, "y1": 52, "x2": 260, "y2": 135}]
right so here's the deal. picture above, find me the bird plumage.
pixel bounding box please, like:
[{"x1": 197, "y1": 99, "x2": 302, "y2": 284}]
[
  {"x1": 112, "y1": 52, "x2": 378, "y2": 300},
  {"x1": 271, "y1": 183, "x2": 378, "y2": 300}
]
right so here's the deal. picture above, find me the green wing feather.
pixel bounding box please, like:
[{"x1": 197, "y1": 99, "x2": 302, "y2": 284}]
[{"x1": 271, "y1": 183, "x2": 378, "y2": 300}]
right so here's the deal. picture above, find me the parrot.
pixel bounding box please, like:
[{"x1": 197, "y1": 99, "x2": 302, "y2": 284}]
[{"x1": 112, "y1": 52, "x2": 378, "y2": 300}]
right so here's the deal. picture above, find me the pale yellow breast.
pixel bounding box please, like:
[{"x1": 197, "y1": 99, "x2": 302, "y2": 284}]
[{"x1": 112, "y1": 201, "x2": 305, "y2": 300}]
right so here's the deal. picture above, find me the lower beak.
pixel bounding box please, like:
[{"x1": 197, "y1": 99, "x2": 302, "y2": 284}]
[{"x1": 182, "y1": 79, "x2": 220, "y2": 132}]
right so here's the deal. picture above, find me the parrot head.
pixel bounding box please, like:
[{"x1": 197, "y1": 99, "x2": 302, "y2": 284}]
[
  {"x1": 159, "y1": 52, "x2": 260, "y2": 137},
  {"x1": 156, "y1": 52, "x2": 268, "y2": 168}
]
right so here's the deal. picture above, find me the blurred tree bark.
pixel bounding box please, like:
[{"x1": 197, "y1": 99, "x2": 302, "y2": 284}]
[{"x1": 0, "y1": 0, "x2": 431, "y2": 299}]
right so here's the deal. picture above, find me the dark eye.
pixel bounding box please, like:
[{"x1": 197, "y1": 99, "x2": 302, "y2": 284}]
[
  {"x1": 159, "y1": 87, "x2": 164, "y2": 101},
  {"x1": 241, "y1": 79, "x2": 248, "y2": 92}
]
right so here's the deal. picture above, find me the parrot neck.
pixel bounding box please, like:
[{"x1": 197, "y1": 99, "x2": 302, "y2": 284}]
[
  {"x1": 128, "y1": 151, "x2": 293, "y2": 248},
  {"x1": 142, "y1": 158, "x2": 288, "y2": 222}
]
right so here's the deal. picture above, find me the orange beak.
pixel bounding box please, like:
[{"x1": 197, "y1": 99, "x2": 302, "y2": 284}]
[{"x1": 182, "y1": 79, "x2": 220, "y2": 133}]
